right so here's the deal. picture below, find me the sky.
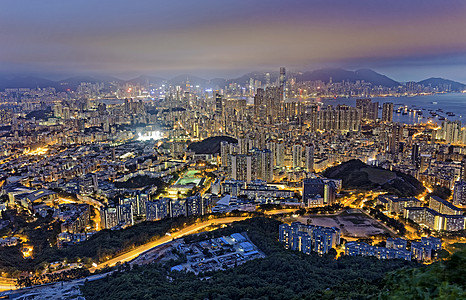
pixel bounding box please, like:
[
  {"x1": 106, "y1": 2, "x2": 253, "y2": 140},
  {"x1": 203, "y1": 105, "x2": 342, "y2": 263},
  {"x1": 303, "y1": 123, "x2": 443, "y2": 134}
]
[{"x1": 1, "y1": 0, "x2": 466, "y2": 82}]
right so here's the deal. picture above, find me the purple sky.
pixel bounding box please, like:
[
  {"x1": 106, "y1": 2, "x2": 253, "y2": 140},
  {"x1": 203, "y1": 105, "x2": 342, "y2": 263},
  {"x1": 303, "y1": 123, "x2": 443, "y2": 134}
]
[{"x1": 1, "y1": 0, "x2": 466, "y2": 82}]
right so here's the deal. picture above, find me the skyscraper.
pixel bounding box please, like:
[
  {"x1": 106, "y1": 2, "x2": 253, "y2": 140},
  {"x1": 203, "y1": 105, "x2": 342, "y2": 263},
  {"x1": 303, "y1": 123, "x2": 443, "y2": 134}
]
[
  {"x1": 215, "y1": 92, "x2": 223, "y2": 118},
  {"x1": 279, "y1": 67, "x2": 286, "y2": 101},
  {"x1": 275, "y1": 141, "x2": 285, "y2": 167},
  {"x1": 292, "y1": 144, "x2": 302, "y2": 169},
  {"x1": 462, "y1": 156, "x2": 466, "y2": 181},
  {"x1": 265, "y1": 72, "x2": 271, "y2": 87},
  {"x1": 453, "y1": 180, "x2": 466, "y2": 206},
  {"x1": 382, "y1": 102, "x2": 394, "y2": 122},
  {"x1": 308, "y1": 105, "x2": 360, "y2": 132},
  {"x1": 254, "y1": 88, "x2": 265, "y2": 119},
  {"x1": 229, "y1": 154, "x2": 254, "y2": 183},
  {"x1": 305, "y1": 145, "x2": 315, "y2": 172},
  {"x1": 260, "y1": 149, "x2": 274, "y2": 182},
  {"x1": 220, "y1": 141, "x2": 230, "y2": 167},
  {"x1": 356, "y1": 98, "x2": 379, "y2": 122},
  {"x1": 411, "y1": 143, "x2": 420, "y2": 168},
  {"x1": 389, "y1": 124, "x2": 403, "y2": 154}
]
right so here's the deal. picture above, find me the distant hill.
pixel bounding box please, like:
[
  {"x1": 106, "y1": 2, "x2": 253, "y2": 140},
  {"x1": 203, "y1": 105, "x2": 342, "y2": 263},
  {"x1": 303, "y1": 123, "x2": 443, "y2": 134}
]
[
  {"x1": 188, "y1": 136, "x2": 237, "y2": 154},
  {"x1": 25, "y1": 109, "x2": 52, "y2": 120},
  {"x1": 2, "y1": 70, "x2": 465, "y2": 92},
  {"x1": 0, "y1": 75, "x2": 120, "y2": 91},
  {"x1": 0, "y1": 76, "x2": 56, "y2": 90},
  {"x1": 417, "y1": 77, "x2": 466, "y2": 92},
  {"x1": 322, "y1": 159, "x2": 425, "y2": 196},
  {"x1": 57, "y1": 76, "x2": 122, "y2": 91},
  {"x1": 296, "y1": 68, "x2": 400, "y2": 87}
]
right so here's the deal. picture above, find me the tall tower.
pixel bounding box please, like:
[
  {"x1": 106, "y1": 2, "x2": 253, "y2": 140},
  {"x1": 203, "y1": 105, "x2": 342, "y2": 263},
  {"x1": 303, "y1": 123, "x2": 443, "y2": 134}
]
[
  {"x1": 462, "y1": 156, "x2": 466, "y2": 181},
  {"x1": 265, "y1": 73, "x2": 271, "y2": 87},
  {"x1": 356, "y1": 98, "x2": 378, "y2": 122},
  {"x1": 411, "y1": 143, "x2": 420, "y2": 168},
  {"x1": 305, "y1": 145, "x2": 315, "y2": 172},
  {"x1": 382, "y1": 102, "x2": 394, "y2": 122},
  {"x1": 292, "y1": 144, "x2": 302, "y2": 169},
  {"x1": 215, "y1": 92, "x2": 223, "y2": 118},
  {"x1": 261, "y1": 149, "x2": 274, "y2": 182},
  {"x1": 279, "y1": 67, "x2": 286, "y2": 101},
  {"x1": 275, "y1": 142, "x2": 285, "y2": 167},
  {"x1": 254, "y1": 88, "x2": 265, "y2": 120},
  {"x1": 390, "y1": 124, "x2": 403, "y2": 154}
]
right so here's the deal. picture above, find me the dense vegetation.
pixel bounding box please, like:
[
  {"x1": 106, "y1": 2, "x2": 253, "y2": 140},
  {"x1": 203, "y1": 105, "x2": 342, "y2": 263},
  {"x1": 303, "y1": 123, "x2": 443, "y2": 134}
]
[
  {"x1": 427, "y1": 184, "x2": 452, "y2": 200},
  {"x1": 25, "y1": 108, "x2": 52, "y2": 120},
  {"x1": 0, "y1": 213, "x2": 249, "y2": 276},
  {"x1": 380, "y1": 247, "x2": 466, "y2": 299},
  {"x1": 0, "y1": 210, "x2": 61, "y2": 276},
  {"x1": 323, "y1": 159, "x2": 425, "y2": 196},
  {"x1": 82, "y1": 217, "x2": 418, "y2": 300},
  {"x1": 187, "y1": 136, "x2": 237, "y2": 154},
  {"x1": 114, "y1": 175, "x2": 167, "y2": 189}
]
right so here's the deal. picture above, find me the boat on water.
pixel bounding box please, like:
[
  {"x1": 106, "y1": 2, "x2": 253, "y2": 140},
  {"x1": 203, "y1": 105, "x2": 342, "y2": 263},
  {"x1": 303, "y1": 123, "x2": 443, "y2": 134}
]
[
  {"x1": 447, "y1": 112, "x2": 455, "y2": 116},
  {"x1": 438, "y1": 116, "x2": 445, "y2": 120},
  {"x1": 432, "y1": 101, "x2": 438, "y2": 104}
]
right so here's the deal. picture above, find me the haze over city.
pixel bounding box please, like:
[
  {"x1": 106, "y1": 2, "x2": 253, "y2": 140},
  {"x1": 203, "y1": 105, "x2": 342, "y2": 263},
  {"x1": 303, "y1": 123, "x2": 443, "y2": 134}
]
[{"x1": 1, "y1": 0, "x2": 466, "y2": 82}]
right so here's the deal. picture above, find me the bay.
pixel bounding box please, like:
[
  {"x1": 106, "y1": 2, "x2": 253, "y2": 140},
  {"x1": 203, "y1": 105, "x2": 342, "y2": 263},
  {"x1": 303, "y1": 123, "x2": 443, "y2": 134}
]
[{"x1": 319, "y1": 93, "x2": 466, "y2": 125}]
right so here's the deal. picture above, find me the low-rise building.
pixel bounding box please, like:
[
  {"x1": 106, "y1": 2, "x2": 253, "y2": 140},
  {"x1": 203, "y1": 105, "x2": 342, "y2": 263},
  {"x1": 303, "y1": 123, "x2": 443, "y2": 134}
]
[
  {"x1": 410, "y1": 237, "x2": 442, "y2": 261},
  {"x1": 345, "y1": 241, "x2": 412, "y2": 261},
  {"x1": 404, "y1": 206, "x2": 465, "y2": 231},
  {"x1": 386, "y1": 237, "x2": 408, "y2": 250},
  {"x1": 377, "y1": 195, "x2": 421, "y2": 214},
  {"x1": 279, "y1": 222, "x2": 340, "y2": 255}
]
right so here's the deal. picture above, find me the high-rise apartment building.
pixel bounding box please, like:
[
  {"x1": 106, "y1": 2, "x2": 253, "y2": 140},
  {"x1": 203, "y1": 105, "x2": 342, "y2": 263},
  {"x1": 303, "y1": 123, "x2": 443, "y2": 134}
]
[
  {"x1": 229, "y1": 154, "x2": 254, "y2": 183},
  {"x1": 356, "y1": 98, "x2": 378, "y2": 122},
  {"x1": 412, "y1": 143, "x2": 420, "y2": 168},
  {"x1": 279, "y1": 67, "x2": 286, "y2": 101},
  {"x1": 275, "y1": 141, "x2": 285, "y2": 167},
  {"x1": 279, "y1": 222, "x2": 340, "y2": 255},
  {"x1": 292, "y1": 144, "x2": 302, "y2": 169},
  {"x1": 382, "y1": 102, "x2": 393, "y2": 122},
  {"x1": 305, "y1": 145, "x2": 314, "y2": 172},
  {"x1": 308, "y1": 105, "x2": 360, "y2": 132},
  {"x1": 146, "y1": 199, "x2": 168, "y2": 221},
  {"x1": 453, "y1": 180, "x2": 466, "y2": 206}
]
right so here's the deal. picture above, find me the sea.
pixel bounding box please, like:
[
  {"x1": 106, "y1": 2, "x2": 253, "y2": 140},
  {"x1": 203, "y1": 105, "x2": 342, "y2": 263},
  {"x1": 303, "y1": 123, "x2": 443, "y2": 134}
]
[{"x1": 318, "y1": 93, "x2": 466, "y2": 126}]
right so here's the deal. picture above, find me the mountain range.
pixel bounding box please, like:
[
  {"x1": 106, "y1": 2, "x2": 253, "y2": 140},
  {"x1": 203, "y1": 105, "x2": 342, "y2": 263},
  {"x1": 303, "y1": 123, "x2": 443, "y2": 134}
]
[{"x1": 0, "y1": 69, "x2": 464, "y2": 91}]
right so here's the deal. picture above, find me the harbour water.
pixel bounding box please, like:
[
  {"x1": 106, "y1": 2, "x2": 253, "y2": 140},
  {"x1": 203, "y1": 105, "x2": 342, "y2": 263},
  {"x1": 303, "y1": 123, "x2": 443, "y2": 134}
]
[{"x1": 319, "y1": 93, "x2": 466, "y2": 125}]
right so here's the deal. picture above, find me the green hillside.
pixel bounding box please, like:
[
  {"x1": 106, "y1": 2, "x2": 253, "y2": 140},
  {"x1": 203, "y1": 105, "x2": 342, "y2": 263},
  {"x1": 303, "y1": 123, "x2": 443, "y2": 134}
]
[
  {"x1": 81, "y1": 217, "x2": 418, "y2": 300},
  {"x1": 187, "y1": 136, "x2": 237, "y2": 154},
  {"x1": 380, "y1": 248, "x2": 466, "y2": 299},
  {"x1": 322, "y1": 159, "x2": 425, "y2": 196}
]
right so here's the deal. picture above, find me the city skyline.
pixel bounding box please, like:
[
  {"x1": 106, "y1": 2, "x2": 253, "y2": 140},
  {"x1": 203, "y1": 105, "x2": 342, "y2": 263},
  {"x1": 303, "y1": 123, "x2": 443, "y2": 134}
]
[
  {"x1": 1, "y1": 0, "x2": 466, "y2": 82},
  {"x1": 0, "y1": 1, "x2": 465, "y2": 298}
]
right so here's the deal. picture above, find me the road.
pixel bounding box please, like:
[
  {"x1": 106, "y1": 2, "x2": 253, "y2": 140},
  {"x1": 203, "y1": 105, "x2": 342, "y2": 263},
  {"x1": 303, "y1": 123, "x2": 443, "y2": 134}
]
[
  {"x1": 0, "y1": 278, "x2": 15, "y2": 292},
  {"x1": 0, "y1": 215, "x2": 251, "y2": 294},
  {"x1": 89, "y1": 216, "x2": 249, "y2": 272},
  {"x1": 263, "y1": 209, "x2": 298, "y2": 215}
]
